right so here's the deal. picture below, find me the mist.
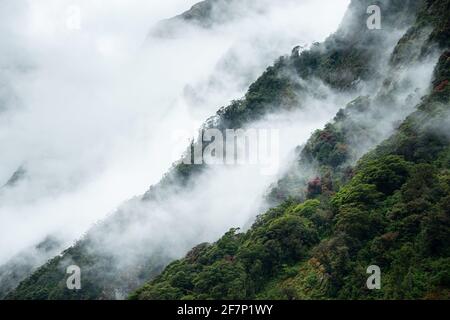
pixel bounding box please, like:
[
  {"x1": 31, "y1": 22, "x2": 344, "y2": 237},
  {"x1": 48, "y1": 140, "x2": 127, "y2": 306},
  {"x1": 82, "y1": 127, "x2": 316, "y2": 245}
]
[
  {"x1": 0, "y1": 0, "x2": 350, "y2": 266},
  {"x1": 76, "y1": 84, "x2": 353, "y2": 299}
]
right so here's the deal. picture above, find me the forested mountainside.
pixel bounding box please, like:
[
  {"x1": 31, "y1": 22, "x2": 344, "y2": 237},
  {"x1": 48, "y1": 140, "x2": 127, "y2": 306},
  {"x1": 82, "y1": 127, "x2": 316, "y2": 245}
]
[
  {"x1": 0, "y1": 236, "x2": 62, "y2": 299},
  {"x1": 131, "y1": 0, "x2": 450, "y2": 300},
  {"x1": 5, "y1": 0, "x2": 449, "y2": 300},
  {"x1": 267, "y1": 0, "x2": 450, "y2": 204}
]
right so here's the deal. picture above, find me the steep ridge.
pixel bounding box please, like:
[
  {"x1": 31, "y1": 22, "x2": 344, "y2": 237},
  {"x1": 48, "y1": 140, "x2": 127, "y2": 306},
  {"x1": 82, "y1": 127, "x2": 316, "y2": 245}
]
[
  {"x1": 148, "y1": 0, "x2": 271, "y2": 38},
  {"x1": 130, "y1": 0, "x2": 450, "y2": 300},
  {"x1": 6, "y1": 0, "x2": 435, "y2": 300}
]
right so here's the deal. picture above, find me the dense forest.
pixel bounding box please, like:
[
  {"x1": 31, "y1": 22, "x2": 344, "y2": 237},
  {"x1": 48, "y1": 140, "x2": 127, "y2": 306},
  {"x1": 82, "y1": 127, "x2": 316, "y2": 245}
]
[
  {"x1": 130, "y1": 0, "x2": 450, "y2": 300},
  {"x1": 4, "y1": 0, "x2": 450, "y2": 300},
  {"x1": 132, "y1": 50, "x2": 450, "y2": 298}
]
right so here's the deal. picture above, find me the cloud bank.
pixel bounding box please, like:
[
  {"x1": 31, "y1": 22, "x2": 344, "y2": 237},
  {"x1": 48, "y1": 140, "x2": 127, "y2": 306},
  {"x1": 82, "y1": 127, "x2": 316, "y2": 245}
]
[{"x1": 0, "y1": 0, "x2": 349, "y2": 265}]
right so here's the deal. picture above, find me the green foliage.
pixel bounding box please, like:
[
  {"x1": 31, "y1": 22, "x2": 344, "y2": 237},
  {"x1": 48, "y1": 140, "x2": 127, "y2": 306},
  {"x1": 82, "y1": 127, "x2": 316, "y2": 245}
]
[
  {"x1": 135, "y1": 135, "x2": 450, "y2": 300},
  {"x1": 8, "y1": 0, "x2": 450, "y2": 301},
  {"x1": 303, "y1": 124, "x2": 349, "y2": 168},
  {"x1": 131, "y1": 43, "x2": 450, "y2": 301},
  {"x1": 131, "y1": 204, "x2": 321, "y2": 300}
]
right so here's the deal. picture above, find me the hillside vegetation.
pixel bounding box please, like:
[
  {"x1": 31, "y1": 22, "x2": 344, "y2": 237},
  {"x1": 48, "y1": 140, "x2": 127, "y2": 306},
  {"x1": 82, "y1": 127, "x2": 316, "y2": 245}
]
[
  {"x1": 130, "y1": 0, "x2": 450, "y2": 300},
  {"x1": 6, "y1": 0, "x2": 449, "y2": 300},
  {"x1": 131, "y1": 48, "x2": 450, "y2": 300}
]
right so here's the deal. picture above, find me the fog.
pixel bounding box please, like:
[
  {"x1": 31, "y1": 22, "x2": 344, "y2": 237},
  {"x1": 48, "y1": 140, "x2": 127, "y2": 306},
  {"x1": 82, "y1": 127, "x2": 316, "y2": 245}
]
[
  {"x1": 87, "y1": 86, "x2": 352, "y2": 260},
  {"x1": 0, "y1": 0, "x2": 349, "y2": 265},
  {"x1": 72, "y1": 46, "x2": 441, "y2": 298},
  {"x1": 74, "y1": 85, "x2": 353, "y2": 299},
  {"x1": 348, "y1": 55, "x2": 440, "y2": 161}
]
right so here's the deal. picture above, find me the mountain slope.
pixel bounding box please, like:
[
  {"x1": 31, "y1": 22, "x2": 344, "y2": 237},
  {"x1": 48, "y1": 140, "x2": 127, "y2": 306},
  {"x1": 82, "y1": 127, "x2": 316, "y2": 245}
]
[
  {"x1": 132, "y1": 93, "x2": 450, "y2": 299},
  {"x1": 6, "y1": 0, "x2": 441, "y2": 300},
  {"x1": 130, "y1": 0, "x2": 450, "y2": 300},
  {"x1": 0, "y1": 236, "x2": 62, "y2": 299},
  {"x1": 131, "y1": 47, "x2": 450, "y2": 302},
  {"x1": 148, "y1": 0, "x2": 271, "y2": 38}
]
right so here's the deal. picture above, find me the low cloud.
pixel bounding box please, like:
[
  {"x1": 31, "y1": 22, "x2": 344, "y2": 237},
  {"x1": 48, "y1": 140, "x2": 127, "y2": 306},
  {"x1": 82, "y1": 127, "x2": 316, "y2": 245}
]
[{"x1": 0, "y1": 0, "x2": 349, "y2": 265}]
